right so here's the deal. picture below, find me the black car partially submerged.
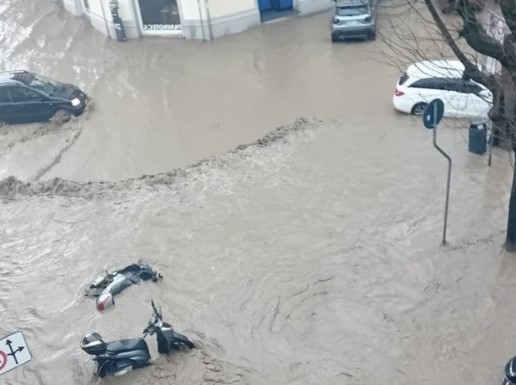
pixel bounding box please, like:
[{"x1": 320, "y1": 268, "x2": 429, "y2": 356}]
[{"x1": 0, "y1": 70, "x2": 88, "y2": 125}]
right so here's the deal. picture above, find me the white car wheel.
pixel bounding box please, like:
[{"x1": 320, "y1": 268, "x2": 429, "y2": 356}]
[{"x1": 411, "y1": 103, "x2": 428, "y2": 116}]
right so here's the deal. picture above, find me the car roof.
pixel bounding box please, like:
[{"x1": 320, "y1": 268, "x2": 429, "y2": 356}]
[
  {"x1": 0, "y1": 73, "x2": 18, "y2": 85},
  {"x1": 0, "y1": 70, "x2": 33, "y2": 86},
  {"x1": 406, "y1": 60, "x2": 466, "y2": 79}
]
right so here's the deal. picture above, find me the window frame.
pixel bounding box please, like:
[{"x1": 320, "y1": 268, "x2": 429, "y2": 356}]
[{"x1": 8, "y1": 86, "x2": 45, "y2": 103}]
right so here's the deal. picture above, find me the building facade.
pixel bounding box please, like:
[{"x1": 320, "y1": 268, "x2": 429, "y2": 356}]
[
  {"x1": 62, "y1": 0, "x2": 332, "y2": 41},
  {"x1": 480, "y1": 6, "x2": 509, "y2": 75}
]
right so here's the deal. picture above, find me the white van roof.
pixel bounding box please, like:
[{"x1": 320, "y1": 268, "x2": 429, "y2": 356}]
[{"x1": 406, "y1": 59, "x2": 465, "y2": 79}]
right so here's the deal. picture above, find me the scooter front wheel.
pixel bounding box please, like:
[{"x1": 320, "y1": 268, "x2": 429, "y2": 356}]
[{"x1": 172, "y1": 332, "x2": 195, "y2": 349}]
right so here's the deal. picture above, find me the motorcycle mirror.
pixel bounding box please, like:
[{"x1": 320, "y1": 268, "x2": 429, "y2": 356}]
[{"x1": 157, "y1": 306, "x2": 163, "y2": 319}]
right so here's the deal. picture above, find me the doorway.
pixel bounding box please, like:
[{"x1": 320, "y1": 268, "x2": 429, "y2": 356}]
[
  {"x1": 136, "y1": 0, "x2": 182, "y2": 35},
  {"x1": 258, "y1": 0, "x2": 296, "y2": 23}
]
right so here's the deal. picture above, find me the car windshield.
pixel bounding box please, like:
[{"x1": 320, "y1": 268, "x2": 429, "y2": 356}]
[
  {"x1": 29, "y1": 74, "x2": 60, "y2": 96},
  {"x1": 336, "y1": 5, "x2": 369, "y2": 16}
]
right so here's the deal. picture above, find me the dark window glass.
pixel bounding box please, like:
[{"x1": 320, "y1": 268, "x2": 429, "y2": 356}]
[
  {"x1": 138, "y1": 0, "x2": 181, "y2": 30},
  {"x1": 437, "y1": 78, "x2": 462, "y2": 92},
  {"x1": 30, "y1": 74, "x2": 59, "y2": 96},
  {"x1": 336, "y1": 5, "x2": 369, "y2": 16},
  {"x1": 0, "y1": 87, "x2": 11, "y2": 103},
  {"x1": 410, "y1": 79, "x2": 439, "y2": 89},
  {"x1": 399, "y1": 73, "x2": 409, "y2": 85},
  {"x1": 410, "y1": 78, "x2": 462, "y2": 91},
  {"x1": 462, "y1": 81, "x2": 483, "y2": 94},
  {"x1": 10, "y1": 87, "x2": 42, "y2": 102}
]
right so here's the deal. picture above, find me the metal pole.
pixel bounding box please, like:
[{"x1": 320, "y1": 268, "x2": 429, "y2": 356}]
[
  {"x1": 204, "y1": 0, "x2": 214, "y2": 41},
  {"x1": 432, "y1": 109, "x2": 452, "y2": 245},
  {"x1": 196, "y1": 0, "x2": 206, "y2": 42},
  {"x1": 488, "y1": 121, "x2": 494, "y2": 167}
]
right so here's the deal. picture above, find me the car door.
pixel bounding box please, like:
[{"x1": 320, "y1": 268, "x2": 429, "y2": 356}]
[
  {"x1": 0, "y1": 86, "x2": 13, "y2": 123},
  {"x1": 409, "y1": 78, "x2": 443, "y2": 106},
  {"x1": 7, "y1": 86, "x2": 50, "y2": 123},
  {"x1": 463, "y1": 81, "x2": 492, "y2": 118},
  {"x1": 440, "y1": 78, "x2": 468, "y2": 117},
  {"x1": 409, "y1": 78, "x2": 453, "y2": 112}
]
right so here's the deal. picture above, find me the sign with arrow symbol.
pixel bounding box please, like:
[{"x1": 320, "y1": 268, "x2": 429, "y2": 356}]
[{"x1": 0, "y1": 331, "x2": 32, "y2": 377}]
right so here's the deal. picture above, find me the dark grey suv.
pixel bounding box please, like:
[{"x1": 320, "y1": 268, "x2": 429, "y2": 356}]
[{"x1": 0, "y1": 70, "x2": 88, "y2": 125}]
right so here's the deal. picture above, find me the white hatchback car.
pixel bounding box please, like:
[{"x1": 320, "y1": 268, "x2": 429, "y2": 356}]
[{"x1": 392, "y1": 59, "x2": 493, "y2": 118}]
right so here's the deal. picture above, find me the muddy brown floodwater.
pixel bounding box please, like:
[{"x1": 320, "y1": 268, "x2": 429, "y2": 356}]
[
  {"x1": 0, "y1": 0, "x2": 408, "y2": 182},
  {"x1": 2, "y1": 1, "x2": 516, "y2": 385}
]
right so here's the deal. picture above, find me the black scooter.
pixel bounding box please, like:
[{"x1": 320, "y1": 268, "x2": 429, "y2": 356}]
[
  {"x1": 143, "y1": 300, "x2": 195, "y2": 354},
  {"x1": 80, "y1": 300, "x2": 195, "y2": 378}
]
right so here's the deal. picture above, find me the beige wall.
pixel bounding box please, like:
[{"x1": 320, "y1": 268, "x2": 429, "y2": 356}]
[
  {"x1": 206, "y1": 0, "x2": 257, "y2": 18},
  {"x1": 115, "y1": 0, "x2": 139, "y2": 21},
  {"x1": 175, "y1": 0, "x2": 256, "y2": 21},
  {"x1": 87, "y1": 0, "x2": 104, "y2": 16},
  {"x1": 481, "y1": 7, "x2": 509, "y2": 75}
]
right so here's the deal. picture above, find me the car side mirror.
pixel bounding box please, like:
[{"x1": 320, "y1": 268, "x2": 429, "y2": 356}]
[
  {"x1": 478, "y1": 89, "x2": 492, "y2": 99},
  {"x1": 30, "y1": 93, "x2": 44, "y2": 101}
]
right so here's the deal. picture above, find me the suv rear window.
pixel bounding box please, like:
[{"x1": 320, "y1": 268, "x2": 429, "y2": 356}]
[{"x1": 336, "y1": 5, "x2": 369, "y2": 16}]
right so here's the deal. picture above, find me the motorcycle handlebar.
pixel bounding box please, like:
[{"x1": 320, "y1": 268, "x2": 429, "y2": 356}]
[{"x1": 151, "y1": 300, "x2": 158, "y2": 314}]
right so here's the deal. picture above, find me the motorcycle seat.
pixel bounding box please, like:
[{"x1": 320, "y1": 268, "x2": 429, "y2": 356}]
[{"x1": 106, "y1": 338, "x2": 149, "y2": 354}]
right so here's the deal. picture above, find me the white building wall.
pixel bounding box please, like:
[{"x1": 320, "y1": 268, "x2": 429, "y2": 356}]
[
  {"x1": 207, "y1": 0, "x2": 256, "y2": 18},
  {"x1": 63, "y1": 0, "x2": 84, "y2": 15},
  {"x1": 296, "y1": 0, "x2": 332, "y2": 14},
  {"x1": 117, "y1": 0, "x2": 144, "y2": 39},
  {"x1": 178, "y1": 0, "x2": 201, "y2": 19},
  {"x1": 85, "y1": 0, "x2": 111, "y2": 38},
  {"x1": 181, "y1": 0, "x2": 260, "y2": 40},
  {"x1": 63, "y1": 0, "x2": 333, "y2": 41}
]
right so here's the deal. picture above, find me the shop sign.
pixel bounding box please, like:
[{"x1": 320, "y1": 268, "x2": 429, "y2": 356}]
[{"x1": 143, "y1": 24, "x2": 182, "y2": 31}]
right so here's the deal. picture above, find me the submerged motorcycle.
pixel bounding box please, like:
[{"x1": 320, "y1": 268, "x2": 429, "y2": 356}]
[
  {"x1": 503, "y1": 356, "x2": 516, "y2": 385},
  {"x1": 84, "y1": 263, "x2": 163, "y2": 311},
  {"x1": 80, "y1": 300, "x2": 195, "y2": 378}
]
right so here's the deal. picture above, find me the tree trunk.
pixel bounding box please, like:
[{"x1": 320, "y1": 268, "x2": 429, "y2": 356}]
[{"x1": 506, "y1": 149, "x2": 516, "y2": 251}]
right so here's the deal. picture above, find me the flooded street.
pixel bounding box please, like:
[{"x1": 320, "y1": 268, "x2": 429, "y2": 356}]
[
  {"x1": 0, "y1": 0, "x2": 399, "y2": 181},
  {"x1": 2, "y1": 1, "x2": 516, "y2": 385}
]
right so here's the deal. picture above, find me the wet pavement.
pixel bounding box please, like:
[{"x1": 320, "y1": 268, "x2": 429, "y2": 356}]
[{"x1": 1, "y1": 1, "x2": 516, "y2": 385}]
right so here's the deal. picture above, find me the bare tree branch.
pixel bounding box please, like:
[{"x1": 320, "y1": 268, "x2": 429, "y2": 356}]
[
  {"x1": 500, "y1": 0, "x2": 516, "y2": 41},
  {"x1": 423, "y1": 0, "x2": 491, "y2": 86},
  {"x1": 459, "y1": 6, "x2": 515, "y2": 68}
]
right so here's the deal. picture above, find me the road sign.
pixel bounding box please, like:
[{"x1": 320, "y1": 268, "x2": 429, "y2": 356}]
[
  {"x1": 0, "y1": 331, "x2": 32, "y2": 377},
  {"x1": 423, "y1": 98, "x2": 445, "y2": 129},
  {"x1": 420, "y1": 97, "x2": 452, "y2": 245}
]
